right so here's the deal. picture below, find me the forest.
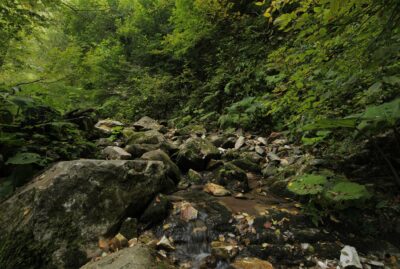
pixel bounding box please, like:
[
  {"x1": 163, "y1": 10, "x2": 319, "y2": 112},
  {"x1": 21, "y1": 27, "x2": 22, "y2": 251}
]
[{"x1": 0, "y1": 0, "x2": 400, "y2": 268}]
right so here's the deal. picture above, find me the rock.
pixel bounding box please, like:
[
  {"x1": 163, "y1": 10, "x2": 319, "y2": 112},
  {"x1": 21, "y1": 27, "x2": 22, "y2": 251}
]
[
  {"x1": 119, "y1": 218, "x2": 138, "y2": 240},
  {"x1": 262, "y1": 164, "x2": 278, "y2": 177},
  {"x1": 230, "y1": 158, "x2": 261, "y2": 173},
  {"x1": 133, "y1": 116, "x2": 167, "y2": 133},
  {"x1": 221, "y1": 137, "x2": 236, "y2": 149},
  {"x1": 139, "y1": 194, "x2": 171, "y2": 228},
  {"x1": 0, "y1": 159, "x2": 170, "y2": 269},
  {"x1": 125, "y1": 143, "x2": 160, "y2": 157},
  {"x1": 123, "y1": 128, "x2": 165, "y2": 145},
  {"x1": 95, "y1": 119, "x2": 124, "y2": 134},
  {"x1": 180, "y1": 202, "x2": 198, "y2": 222},
  {"x1": 102, "y1": 146, "x2": 132, "y2": 160},
  {"x1": 211, "y1": 241, "x2": 238, "y2": 260},
  {"x1": 109, "y1": 233, "x2": 129, "y2": 251},
  {"x1": 267, "y1": 152, "x2": 281, "y2": 162},
  {"x1": 272, "y1": 138, "x2": 287, "y2": 146},
  {"x1": 95, "y1": 138, "x2": 115, "y2": 147},
  {"x1": 257, "y1": 137, "x2": 268, "y2": 145},
  {"x1": 208, "y1": 134, "x2": 225, "y2": 147},
  {"x1": 80, "y1": 244, "x2": 156, "y2": 269},
  {"x1": 157, "y1": 235, "x2": 175, "y2": 251},
  {"x1": 235, "y1": 136, "x2": 245, "y2": 150},
  {"x1": 187, "y1": 169, "x2": 203, "y2": 184},
  {"x1": 340, "y1": 245, "x2": 362, "y2": 269},
  {"x1": 203, "y1": 183, "x2": 231, "y2": 197},
  {"x1": 176, "y1": 137, "x2": 220, "y2": 171},
  {"x1": 214, "y1": 162, "x2": 249, "y2": 192},
  {"x1": 240, "y1": 152, "x2": 263, "y2": 164},
  {"x1": 175, "y1": 124, "x2": 206, "y2": 136},
  {"x1": 231, "y1": 257, "x2": 274, "y2": 269},
  {"x1": 141, "y1": 150, "x2": 181, "y2": 184},
  {"x1": 255, "y1": 145, "x2": 265, "y2": 156}
]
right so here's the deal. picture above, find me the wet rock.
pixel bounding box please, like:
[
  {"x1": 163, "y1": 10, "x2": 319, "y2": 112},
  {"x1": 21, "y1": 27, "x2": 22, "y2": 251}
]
[
  {"x1": 102, "y1": 146, "x2": 132, "y2": 160},
  {"x1": 176, "y1": 137, "x2": 220, "y2": 171},
  {"x1": 235, "y1": 136, "x2": 245, "y2": 150},
  {"x1": 204, "y1": 183, "x2": 231, "y2": 197},
  {"x1": 231, "y1": 257, "x2": 274, "y2": 269},
  {"x1": 0, "y1": 159, "x2": 169, "y2": 269},
  {"x1": 133, "y1": 116, "x2": 167, "y2": 133},
  {"x1": 214, "y1": 162, "x2": 249, "y2": 192},
  {"x1": 95, "y1": 119, "x2": 124, "y2": 134},
  {"x1": 141, "y1": 150, "x2": 181, "y2": 184},
  {"x1": 157, "y1": 235, "x2": 175, "y2": 251},
  {"x1": 140, "y1": 194, "x2": 171, "y2": 229},
  {"x1": 211, "y1": 241, "x2": 239, "y2": 260},
  {"x1": 187, "y1": 169, "x2": 203, "y2": 184},
  {"x1": 179, "y1": 202, "x2": 198, "y2": 222},
  {"x1": 109, "y1": 233, "x2": 129, "y2": 251},
  {"x1": 119, "y1": 218, "x2": 138, "y2": 240},
  {"x1": 80, "y1": 244, "x2": 156, "y2": 269}
]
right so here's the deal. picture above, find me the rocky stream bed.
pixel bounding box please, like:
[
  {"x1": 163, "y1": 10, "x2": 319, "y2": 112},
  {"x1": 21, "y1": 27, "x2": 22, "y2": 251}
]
[{"x1": 0, "y1": 117, "x2": 398, "y2": 269}]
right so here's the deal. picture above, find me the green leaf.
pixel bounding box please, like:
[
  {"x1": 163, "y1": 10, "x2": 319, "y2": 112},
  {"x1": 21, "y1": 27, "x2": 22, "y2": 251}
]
[
  {"x1": 324, "y1": 182, "x2": 370, "y2": 201},
  {"x1": 288, "y1": 174, "x2": 328, "y2": 195},
  {"x1": 302, "y1": 118, "x2": 357, "y2": 131},
  {"x1": 6, "y1": 152, "x2": 42, "y2": 165}
]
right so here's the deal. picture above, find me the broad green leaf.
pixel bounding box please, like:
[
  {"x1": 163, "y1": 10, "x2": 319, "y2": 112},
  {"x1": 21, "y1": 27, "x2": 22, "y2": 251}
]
[
  {"x1": 6, "y1": 152, "x2": 42, "y2": 165},
  {"x1": 288, "y1": 174, "x2": 328, "y2": 195},
  {"x1": 302, "y1": 118, "x2": 357, "y2": 131},
  {"x1": 325, "y1": 182, "x2": 370, "y2": 201}
]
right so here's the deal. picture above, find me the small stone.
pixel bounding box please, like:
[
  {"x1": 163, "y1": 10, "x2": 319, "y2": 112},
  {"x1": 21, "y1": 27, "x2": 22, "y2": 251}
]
[
  {"x1": 119, "y1": 218, "x2": 138, "y2": 240},
  {"x1": 235, "y1": 136, "x2": 245, "y2": 150},
  {"x1": 157, "y1": 235, "x2": 175, "y2": 251},
  {"x1": 95, "y1": 119, "x2": 124, "y2": 134},
  {"x1": 272, "y1": 138, "x2": 287, "y2": 146},
  {"x1": 203, "y1": 183, "x2": 231, "y2": 197},
  {"x1": 257, "y1": 137, "x2": 268, "y2": 145},
  {"x1": 128, "y1": 238, "x2": 138, "y2": 248},
  {"x1": 187, "y1": 169, "x2": 202, "y2": 184},
  {"x1": 102, "y1": 146, "x2": 132, "y2": 160},
  {"x1": 255, "y1": 145, "x2": 265, "y2": 155},
  {"x1": 234, "y1": 193, "x2": 247, "y2": 199},
  {"x1": 211, "y1": 241, "x2": 238, "y2": 260},
  {"x1": 109, "y1": 233, "x2": 128, "y2": 251},
  {"x1": 231, "y1": 257, "x2": 274, "y2": 269},
  {"x1": 267, "y1": 152, "x2": 280, "y2": 162},
  {"x1": 180, "y1": 202, "x2": 198, "y2": 222}
]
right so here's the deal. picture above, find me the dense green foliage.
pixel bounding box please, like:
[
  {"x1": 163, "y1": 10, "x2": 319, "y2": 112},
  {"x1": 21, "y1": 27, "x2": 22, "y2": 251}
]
[{"x1": 1, "y1": 0, "x2": 399, "y2": 220}]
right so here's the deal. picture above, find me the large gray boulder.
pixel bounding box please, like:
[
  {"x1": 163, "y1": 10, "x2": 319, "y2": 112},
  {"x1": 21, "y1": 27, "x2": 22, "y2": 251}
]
[
  {"x1": 80, "y1": 244, "x2": 157, "y2": 269},
  {"x1": 0, "y1": 159, "x2": 171, "y2": 269}
]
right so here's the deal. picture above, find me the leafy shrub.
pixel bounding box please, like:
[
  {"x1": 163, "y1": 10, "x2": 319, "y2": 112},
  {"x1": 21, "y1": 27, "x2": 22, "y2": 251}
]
[
  {"x1": 218, "y1": 97, "x2": 270, "y2": 130},
  {"x1": 288, "y1": 172, "x2": 371, "y2": 224}
]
